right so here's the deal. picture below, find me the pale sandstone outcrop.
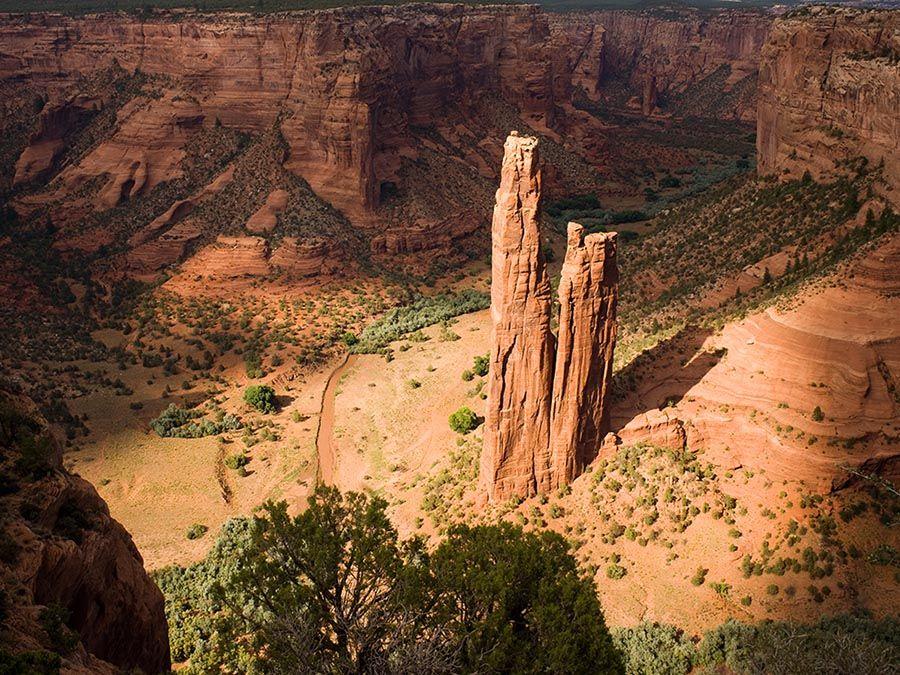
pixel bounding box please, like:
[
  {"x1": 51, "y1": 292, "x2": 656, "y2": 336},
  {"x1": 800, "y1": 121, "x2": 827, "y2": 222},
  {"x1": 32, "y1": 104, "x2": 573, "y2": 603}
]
[
  {"x1": 481, "y1": 133, "x2": 556, "y2": 501},
  {"x1": 550, "y1": 223, "x2": 618, "y2": 486}
]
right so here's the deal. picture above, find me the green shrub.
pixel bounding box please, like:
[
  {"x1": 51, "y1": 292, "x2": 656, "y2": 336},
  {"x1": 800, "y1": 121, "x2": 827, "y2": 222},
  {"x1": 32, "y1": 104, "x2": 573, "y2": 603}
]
[
  {"x1": 186, "y1": 524, "x2": 208, "y2": 540},
  {"x1": 224, "y1": 454, "x2": 249, "y2": 470},
  {"x1": 606, "y1": 563, "x2": 627, "y2": 579},
  {"x1": 448, "y1": 407, "x2": 478, "y2": 434},
  {"x1": 150, "y1": 404, "x2": 241, "y2": 438},
  {"x1": 351, "y1": 290, "x2": 489, "y2": 353},
  {"x1": 472, "y1": 354, "x2": 489, "y2": 377},
  {"x1": 243, "y1": 385, "x2": 276, "y2": 414},
  {"x1": 614, "y1": 623, "x2": 695, "y2": 675},
  {"x1": 811, "y1": 406, "x2": 824, "y2": 422}
]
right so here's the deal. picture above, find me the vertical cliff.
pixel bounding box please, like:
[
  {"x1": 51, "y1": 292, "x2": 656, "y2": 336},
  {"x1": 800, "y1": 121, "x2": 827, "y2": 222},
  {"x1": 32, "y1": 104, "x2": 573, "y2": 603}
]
[
  {"x1": 0, "y1": 6, "x2": 562, "y2": 226},
  {"x1": 757, "y1": 6, "x2": 900, "y2": 203},
  {"x1": 576, "y1": 9, "x2": 770, "y2": 120},
  {"x1": 481, "y1": 133, "x2": 556, "y2": 502},
  {"x1": 550, "y1": 223, "x2": 618, "y2": 488}
]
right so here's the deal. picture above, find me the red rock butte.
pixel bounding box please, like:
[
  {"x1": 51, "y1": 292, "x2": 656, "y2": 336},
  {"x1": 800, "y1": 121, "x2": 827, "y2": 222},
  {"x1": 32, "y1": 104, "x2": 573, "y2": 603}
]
[{"x1": 482, "y1": 133, "x2": 618, "y2": 501}]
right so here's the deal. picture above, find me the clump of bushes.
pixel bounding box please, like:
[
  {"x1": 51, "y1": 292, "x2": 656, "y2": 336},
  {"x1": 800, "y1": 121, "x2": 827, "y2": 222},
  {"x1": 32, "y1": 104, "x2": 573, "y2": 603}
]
[
  {"x1": 150, "y1": 404, "x2": 241, "y2": 438},
  {"x1": 449, "y1": 407, "x2": 479, "y2": 435},
  {"x1": 351, "y1": 290, "x2": 489, "y2": 354},
  {"x1": 614, "y1": 614, "x2": 900, "y2": 675},
  {"x1": 243, "y1": 385, "x2": 277, "y2": 414}
]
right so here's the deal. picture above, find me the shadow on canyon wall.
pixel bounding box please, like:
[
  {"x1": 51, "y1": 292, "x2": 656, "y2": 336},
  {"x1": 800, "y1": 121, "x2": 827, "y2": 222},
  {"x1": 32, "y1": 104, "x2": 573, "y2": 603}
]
[{"x1": 610, "y1": 324, "x2": 724, "y2": 434}]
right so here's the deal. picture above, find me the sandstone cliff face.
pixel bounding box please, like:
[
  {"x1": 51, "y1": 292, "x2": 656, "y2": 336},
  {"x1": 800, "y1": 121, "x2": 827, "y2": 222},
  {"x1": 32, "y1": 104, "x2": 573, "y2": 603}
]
[
  {"x1": 481, "y1": 133, "x2": 556, "y2": 501},
  {"x1": 757, "y1": 7, "x2": 900, "y2": 203},
  {"x1": 550, "y1": 223, "x2": 618, "y2": 487},
  {"x1": 0, "y1": 393, "x2": 170, "y2": 672},
  {"x1": 482, "y1": 136, "x2": 619, "y2": 501},
  {"x1": 0, "y1": 5, "x2": 561, "y2": 225},
  {"x1": 577, "y1": 9, "x2": 770, "y2": 120}
]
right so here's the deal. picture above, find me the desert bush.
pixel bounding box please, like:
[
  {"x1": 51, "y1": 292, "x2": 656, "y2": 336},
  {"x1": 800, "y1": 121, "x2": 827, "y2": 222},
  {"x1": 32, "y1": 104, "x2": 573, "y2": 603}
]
[
  {"x1": 448, "y1": 407, "x2": 478, "y2": 435},
  {"x1": 351, "y1": 290, "x2": 489, "y2": 354},
  {"x1": 472, "y1": 354, "x2": 489, "y2": 377},
  {"x1": 243, "y1": 385, "x2": 276, "y2": 414},
  {"x1": 151, "y1": 404, "x2": 241, "y2": 438},
  {"x1": 224, "y1": 454, "x2": 249, "y2": 471},
  {"x1": 614, "y1": 623, "x2": 695, "y2": 675},
  {"x1": 186, "y1": 524, "x2": 208, "y2": 540}
]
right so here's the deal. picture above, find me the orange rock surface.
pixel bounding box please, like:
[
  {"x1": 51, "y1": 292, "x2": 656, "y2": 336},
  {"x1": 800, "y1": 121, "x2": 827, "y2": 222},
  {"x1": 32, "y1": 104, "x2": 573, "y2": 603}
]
[
  {"x1": 550, "y1": 223, "x2": 618, "y2": 487},
  {"x1": 758, "y1": 7, "x2": 900, "y2": 203},
  {"x1": 482, "y1": 138, "x2": 620, "y2": 500},
  {"x1": 481, "y1": 133, "x2": 556, "y2": 501}
]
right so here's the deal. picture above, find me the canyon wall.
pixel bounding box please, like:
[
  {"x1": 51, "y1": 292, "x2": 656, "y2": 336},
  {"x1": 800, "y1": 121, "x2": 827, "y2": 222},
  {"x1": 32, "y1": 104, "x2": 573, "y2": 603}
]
[
  {"x1": 0, "y1": 5, "x2": 778, "y2": 274},
  {"x1": 0, "y1": 393, "x2": 170, "y2": 672},
  {"x1": 575, "y1": 9, "x2": 770, "y2": 120},
  {"x1": 757, "y1": 6, "x2": 900, "y2": 204},
  {"x1": 482, "y1": 135, "x2": 618, "y2": 501},
  {"x1": 0, "y1": 5, "x2": 562, "y2": 225}
]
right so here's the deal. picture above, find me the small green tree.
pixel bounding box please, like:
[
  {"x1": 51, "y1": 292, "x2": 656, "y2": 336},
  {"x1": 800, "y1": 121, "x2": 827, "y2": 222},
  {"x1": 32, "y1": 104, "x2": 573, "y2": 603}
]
[
  {"x1": 243, "y1": 385, "x2": 276, "y2": 414},
  {"x1": 811, "y1": 406, "x2": 824, "y2": 422},
  {"x1": 209, "y1": 488, "x2": 446, "y2": 673},
  {"x1": 448, "y1": 407, "x2": 478, "y2": 434},
  {"x1": 472, "y1": 354, "x2": 489, "y2": 377}
]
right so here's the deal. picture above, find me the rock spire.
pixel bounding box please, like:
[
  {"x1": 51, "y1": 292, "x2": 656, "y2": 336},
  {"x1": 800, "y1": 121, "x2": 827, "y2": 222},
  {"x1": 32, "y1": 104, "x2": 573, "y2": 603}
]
[
  {"x1": 482, "y1": 134, "x2": 618, "y2": 501},
  {"x1": 550, "y1": 223, "x2": 618, "y2": 486},
  {"x1": 480, "y1": 132, "x2": 557, "y2": 501}
]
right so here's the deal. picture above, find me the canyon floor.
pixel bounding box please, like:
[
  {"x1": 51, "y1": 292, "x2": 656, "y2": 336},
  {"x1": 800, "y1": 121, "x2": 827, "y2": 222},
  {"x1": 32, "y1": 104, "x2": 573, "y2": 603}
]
[{"x1": 59, "y1": 175, "x2": 899, "y2": 634}]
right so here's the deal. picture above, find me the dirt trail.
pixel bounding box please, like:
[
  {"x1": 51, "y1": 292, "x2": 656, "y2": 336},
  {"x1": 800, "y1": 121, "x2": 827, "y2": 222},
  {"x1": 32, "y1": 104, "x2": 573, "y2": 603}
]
[{"x1": 315, "y1": 353, "x2": 358, "y2": 486}]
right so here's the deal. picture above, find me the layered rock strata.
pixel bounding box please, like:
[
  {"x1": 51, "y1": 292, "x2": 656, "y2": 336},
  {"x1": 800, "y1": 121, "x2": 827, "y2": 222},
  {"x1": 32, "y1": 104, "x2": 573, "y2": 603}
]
[
  {"x1": 481, "y1": 133, "x2": 556, "y2": 500},
  {"x1": 573, "y1": 9, "x2": 770, "y2": 120},
  {"x1": 757, "y1": 7, "x2": 900, "y2": 203},
  {"x1": 482, "y1": 135, "x2": 618, "y2": 501},
  {"x1": 0, "y1": 5, "x2": 562, "y2": 225},
  {"x1": 550, "y1": 223, "x2": 618, "y2": 487}
]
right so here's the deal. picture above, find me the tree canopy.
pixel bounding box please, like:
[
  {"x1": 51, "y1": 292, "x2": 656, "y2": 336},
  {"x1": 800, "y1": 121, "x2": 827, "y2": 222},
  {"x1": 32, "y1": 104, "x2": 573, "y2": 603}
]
[{"x1": 201, "y1": 486, "x2": 623, "y2": 674}]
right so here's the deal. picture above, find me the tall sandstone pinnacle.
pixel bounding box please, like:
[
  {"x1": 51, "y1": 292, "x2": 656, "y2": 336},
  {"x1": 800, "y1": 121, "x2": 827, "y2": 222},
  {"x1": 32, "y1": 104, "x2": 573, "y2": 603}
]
[
  {"x1": 550, "y1": 223, "x2": 618, "y2": 487},
  {"x1": 481, "y1": 132, "x2": 557, "y2": 501},
  {"x1": 482, "y1": 134, "x2": 619, "y2": 502}
]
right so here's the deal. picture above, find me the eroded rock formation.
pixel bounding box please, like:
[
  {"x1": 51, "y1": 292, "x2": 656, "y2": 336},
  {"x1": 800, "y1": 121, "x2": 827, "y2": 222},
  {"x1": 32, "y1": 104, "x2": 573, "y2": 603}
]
[
  {"x1": 481, "y1": 133, "x2": 556, "y2": 501},
  {"x1": 550, "y1": 223, "x2": 618, "y2": 487},
  {"x1": 483, "y1": 136, "x2": 618, "y2": 501},
  {"x1": 578, "y1": 9, "x2": 770, "y2": 120},
  {"x1": 0, "y1": 6, "x2": 778, "y2": 274},
  {"x1": 757, "y1": 7, "x2": 900, "y2": 203},
  {"x1": 0, "y1": 392, "x2": 170, "y2": 672}
]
